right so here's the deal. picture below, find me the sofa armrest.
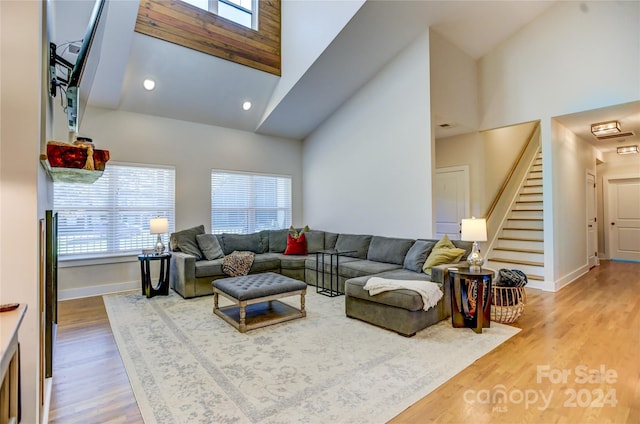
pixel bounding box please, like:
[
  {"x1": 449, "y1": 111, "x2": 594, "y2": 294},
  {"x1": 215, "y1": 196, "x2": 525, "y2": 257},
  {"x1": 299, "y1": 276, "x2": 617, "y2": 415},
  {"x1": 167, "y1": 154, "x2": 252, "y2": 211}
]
[
  {"x1": 170, "y1": 251, "x2": 197, "y2": 298},
  {"x1": 430, "y1": 262, "x2": 465, "y2": 285}
]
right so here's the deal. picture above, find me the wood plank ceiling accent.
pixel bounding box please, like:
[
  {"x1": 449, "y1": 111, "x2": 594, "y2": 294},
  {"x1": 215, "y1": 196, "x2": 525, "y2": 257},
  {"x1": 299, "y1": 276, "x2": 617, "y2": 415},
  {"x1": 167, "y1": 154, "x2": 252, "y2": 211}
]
[{"x1": 135, "y1": 0, "x2": 281, "y2": 76}]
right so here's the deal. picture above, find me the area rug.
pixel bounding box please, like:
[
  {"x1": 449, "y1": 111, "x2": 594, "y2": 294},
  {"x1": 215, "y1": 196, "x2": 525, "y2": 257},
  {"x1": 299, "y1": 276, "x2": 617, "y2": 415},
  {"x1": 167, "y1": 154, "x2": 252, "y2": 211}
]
[{"x1": 104, "y1": 289, "x2": 520, "y2": 424}]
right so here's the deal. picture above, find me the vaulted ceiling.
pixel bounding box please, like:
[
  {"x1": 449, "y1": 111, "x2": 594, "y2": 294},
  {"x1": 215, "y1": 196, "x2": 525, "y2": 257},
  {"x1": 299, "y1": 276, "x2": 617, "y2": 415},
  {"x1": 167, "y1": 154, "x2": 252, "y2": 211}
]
[{"x1": 51, "y1": 0, "x2": 638, "y2": 151}]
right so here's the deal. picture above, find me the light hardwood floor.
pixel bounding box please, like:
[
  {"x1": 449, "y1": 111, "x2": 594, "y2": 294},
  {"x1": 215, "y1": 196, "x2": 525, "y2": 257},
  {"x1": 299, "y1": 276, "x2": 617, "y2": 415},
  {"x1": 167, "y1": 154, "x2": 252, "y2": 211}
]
[{"x1": 49, "y1": 260, "x2": 640, "y2": 423}]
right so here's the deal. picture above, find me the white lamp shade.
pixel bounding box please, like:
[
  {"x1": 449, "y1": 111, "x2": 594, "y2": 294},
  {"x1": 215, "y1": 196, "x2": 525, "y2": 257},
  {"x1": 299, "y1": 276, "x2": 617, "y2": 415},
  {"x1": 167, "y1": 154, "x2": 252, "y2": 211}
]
[
  {"x1": 461, "y1": 218, "x2": 487, "y2": 242},
  {"x1": 150, "y1": 217, "x2": 169, "y2": 234}
]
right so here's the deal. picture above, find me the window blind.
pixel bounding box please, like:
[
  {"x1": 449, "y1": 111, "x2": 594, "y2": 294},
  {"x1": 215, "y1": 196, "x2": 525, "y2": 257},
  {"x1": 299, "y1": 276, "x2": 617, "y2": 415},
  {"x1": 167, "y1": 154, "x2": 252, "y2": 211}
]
[
  {"x1": 211, "y1": 170, "x2": 291, "y2": 234},
  {"x1": 53, "y1": 163, "x2": 175, "y2": 258}
]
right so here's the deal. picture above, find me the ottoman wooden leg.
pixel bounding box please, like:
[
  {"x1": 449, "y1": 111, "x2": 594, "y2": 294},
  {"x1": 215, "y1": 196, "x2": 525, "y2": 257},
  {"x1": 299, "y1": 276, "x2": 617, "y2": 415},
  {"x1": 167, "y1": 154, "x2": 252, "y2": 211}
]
[
  {"x1": 300, "y1": 290, "x2": 306, "y2": 317},
  {"x1": 239, "y1": 300, "x2": 247, "y2": 333}
]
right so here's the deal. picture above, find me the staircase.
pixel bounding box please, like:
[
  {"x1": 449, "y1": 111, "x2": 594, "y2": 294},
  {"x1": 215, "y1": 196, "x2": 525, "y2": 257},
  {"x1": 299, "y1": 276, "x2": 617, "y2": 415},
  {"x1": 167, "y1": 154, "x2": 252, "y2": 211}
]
[{"x1": 486, "y1": 151, "x2": 544, "y2": 282}]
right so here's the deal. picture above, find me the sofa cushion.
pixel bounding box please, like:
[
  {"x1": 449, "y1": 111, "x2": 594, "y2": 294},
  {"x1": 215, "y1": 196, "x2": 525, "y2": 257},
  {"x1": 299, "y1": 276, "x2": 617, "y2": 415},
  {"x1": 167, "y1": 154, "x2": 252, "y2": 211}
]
[
  {"x1": 422, "y1": 235, "x2": 466, "y2": 275},
  {"x1": 334, "y1": 234, "x2": 372, "y2": 259},
  {"x1": 345, "y1": 273, "x2": 437, "y2": 312},
  {"x1": 268, "y1": 229, "x2": 289, "y2": 253},
  {"x1": 339, "y1": 260, "x2": 402, "y2": 279},
  {"x1": 195, "y1": 258, "x2": 225, "y2": 277},
  {"x1": 277, "y1": 254, "x2": 307, "y2": 269},
  {"x1": 305, "y1": 231, "x2": 325, "y2": 253},
  {"x1": 305, "y1": 255, "x2": 360, "y2": 273},
  {"x1": 367, "y1": 236, "x2": 414, "y2": 265},
  {"x1": 170, "y1": 225, "x2": 205, "y2": 260},
  {"x1": 196, "y1": 233, "x2": 224, "y2": 260},
  {"x1": 221, "y1": 232, "x2": 265, "y2": 255},
  {"x1": 284, "y1": 233, "x2": 307, "y2": 255},
  {"x1": 403, "y1": 240, "x2": 436, "y2": 272}
]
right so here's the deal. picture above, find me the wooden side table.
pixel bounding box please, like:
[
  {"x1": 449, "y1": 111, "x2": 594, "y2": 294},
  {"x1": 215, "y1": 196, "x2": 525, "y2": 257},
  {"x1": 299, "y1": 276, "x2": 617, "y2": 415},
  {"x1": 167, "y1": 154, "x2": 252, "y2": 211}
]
[
  {"x1": 138, "y1": 253, "x2": 171, "y2": 298},
  {"x1": 449, "y1": 268, "x2": 493, "y2": 333}
]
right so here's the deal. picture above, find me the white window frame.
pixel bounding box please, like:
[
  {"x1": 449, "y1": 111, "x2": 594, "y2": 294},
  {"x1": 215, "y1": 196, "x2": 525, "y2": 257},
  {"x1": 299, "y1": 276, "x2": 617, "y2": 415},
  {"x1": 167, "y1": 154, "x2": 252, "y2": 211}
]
[
  {"x1": 53, "y1": 162, "x2": 175, "y2": 264},
  {"x1": 182, "y1": 0, "x2": 258, "y2": 30},
  {"x1": 211, "y1": 169, "x2": 292, "y2": 234}
]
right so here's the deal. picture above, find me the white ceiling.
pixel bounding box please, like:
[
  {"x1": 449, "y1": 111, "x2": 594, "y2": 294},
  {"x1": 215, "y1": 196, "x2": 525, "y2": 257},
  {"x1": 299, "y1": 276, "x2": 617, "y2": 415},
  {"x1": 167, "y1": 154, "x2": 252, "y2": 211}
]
[{"x1": 51, "y1": 0, "x2": 639, "y2": 153}]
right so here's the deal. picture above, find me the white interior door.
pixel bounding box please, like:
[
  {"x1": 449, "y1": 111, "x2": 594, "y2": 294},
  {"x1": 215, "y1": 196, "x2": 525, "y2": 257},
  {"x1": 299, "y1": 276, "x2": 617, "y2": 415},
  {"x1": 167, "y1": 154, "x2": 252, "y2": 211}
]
[
  {"x1": 607, "y1": 177, "x2": 640, "y2": 262},
  {"x1": 435, "y1": 166, "x2": 470, "y2": 240},
  {"x1": 586, "y1": 172, "x2": 598, "y2": 268}
]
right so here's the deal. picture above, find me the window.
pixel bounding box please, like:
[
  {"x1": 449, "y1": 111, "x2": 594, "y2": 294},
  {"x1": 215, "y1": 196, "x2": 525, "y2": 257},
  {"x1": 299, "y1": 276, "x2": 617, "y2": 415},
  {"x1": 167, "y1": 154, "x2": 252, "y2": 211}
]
[
  {"x1": 54, "y1": 163, "x2": 175, "y2": 259},
  {"x1": 182, "y1": 0, "x2": 256, "y2": 29},
  {"x1": 211, "y1": 170, "x2": 291, "y2": 234}
]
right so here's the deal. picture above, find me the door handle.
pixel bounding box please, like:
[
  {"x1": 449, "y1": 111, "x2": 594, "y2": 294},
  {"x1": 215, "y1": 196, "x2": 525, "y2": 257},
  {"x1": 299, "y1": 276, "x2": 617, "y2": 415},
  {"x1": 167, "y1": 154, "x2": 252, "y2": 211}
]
[{"x1": 611, "y1": 222, "x2": 615, "y2": 226}]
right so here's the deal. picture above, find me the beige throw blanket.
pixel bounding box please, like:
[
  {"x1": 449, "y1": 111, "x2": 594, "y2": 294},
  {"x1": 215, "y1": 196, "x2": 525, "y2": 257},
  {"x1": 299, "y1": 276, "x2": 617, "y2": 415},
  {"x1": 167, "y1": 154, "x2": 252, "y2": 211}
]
[
  {"x1": 363, "y1": 277, "x2": 443, "y2": 311},
  {"x1": 222, "y1": 251, "x2": 255, "y2": 277}
]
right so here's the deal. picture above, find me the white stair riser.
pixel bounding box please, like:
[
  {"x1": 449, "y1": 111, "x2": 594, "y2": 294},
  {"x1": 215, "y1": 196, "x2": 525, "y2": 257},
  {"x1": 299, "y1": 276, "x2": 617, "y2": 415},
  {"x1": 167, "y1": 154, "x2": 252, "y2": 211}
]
[
  {"x1": 486, "y1": 261, "x2": 544, "y2": 277},
  {"x1": 519, "y1": 193, "x2": 543, "y2": 202},
  {"x1": 513, "y1": 203, "x2": 543, "y2": 211},
  {"x1": 497, "y1": 239, "x2": 544, "y2": 250},
  {"x1": 502, "y1": 228, "x2": 544, "y2": 238},
  {"x1": 491, "y1": 249, "x2": 544, "y2": 262},
  {"x1": 510, "y1": 210, "x2": 543, "y2": 220},
  {"x1": 506, "y1": 219, "x2": 544, "y2": 230},
  {"x1": 521, "y1": 186, "x2": 542, "y2": 194},
  {"x1": 532, "y1": 164, "x2": 543, "y2": 172}
]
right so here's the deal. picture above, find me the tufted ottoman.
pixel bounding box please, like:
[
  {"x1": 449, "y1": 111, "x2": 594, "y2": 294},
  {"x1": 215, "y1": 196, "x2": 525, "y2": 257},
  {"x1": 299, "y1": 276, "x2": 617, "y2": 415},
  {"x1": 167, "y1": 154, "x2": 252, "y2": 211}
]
[{"x1": 212, "y1": 272, "x2": 307, "y2": 333}]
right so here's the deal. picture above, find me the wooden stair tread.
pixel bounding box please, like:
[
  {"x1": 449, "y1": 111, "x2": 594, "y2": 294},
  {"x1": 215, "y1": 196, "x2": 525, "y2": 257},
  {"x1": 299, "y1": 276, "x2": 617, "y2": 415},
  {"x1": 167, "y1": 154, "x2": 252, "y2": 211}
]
[
  {"x1": 488, "y1": 257, "x2": 544, "y2": 267},
  {"x1": 499, "y1": 237, "x2": 544, "y2": 242},
  {"x1": 508, "y1": 218, "x2": 543, "y2": 221},
  {"x1": 516, "y1": 200, "x2": 543, "y2": 204},
  {"x1": 503, "y1": 227, "x2": 543, "y2": 231},
  {"x1": 527, "y1": 274, "x2": 544, "y2": 281},
  {"x1": 494, "y1": 247, "x2": 544, "y2": 254}
]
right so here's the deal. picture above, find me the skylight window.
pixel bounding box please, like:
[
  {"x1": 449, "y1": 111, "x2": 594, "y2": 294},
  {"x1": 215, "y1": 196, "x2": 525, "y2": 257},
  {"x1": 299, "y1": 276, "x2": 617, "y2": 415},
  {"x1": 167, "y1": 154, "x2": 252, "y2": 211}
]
[{"x1": 182, "y1": 0, "x2": 256, "y2": 30}]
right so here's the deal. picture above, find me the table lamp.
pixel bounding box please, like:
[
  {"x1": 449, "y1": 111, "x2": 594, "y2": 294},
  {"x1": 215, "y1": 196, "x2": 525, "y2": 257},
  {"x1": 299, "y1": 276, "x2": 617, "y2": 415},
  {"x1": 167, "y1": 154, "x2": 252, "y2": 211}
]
[
  {"x1": 461, "y1": 217, "x2": 487, "y2": 272},
  {"x1": 150, "y1": 217, "x2": 168, "y2": 255}
]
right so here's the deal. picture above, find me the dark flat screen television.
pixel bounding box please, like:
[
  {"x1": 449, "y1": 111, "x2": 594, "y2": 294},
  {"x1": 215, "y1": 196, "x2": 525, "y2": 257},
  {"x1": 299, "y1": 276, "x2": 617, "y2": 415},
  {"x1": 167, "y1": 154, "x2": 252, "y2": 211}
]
[{"x1": 53, "y1": 0, "x2": 109, "y2": 134}]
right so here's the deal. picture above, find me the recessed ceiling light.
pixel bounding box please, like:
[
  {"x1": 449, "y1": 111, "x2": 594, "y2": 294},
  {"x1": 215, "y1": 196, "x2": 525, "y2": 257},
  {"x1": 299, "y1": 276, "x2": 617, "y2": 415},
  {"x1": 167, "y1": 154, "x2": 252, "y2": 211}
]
[
  {"x1": 242, "y1": 101, "x2": 252, "y2": 111},
  {"x1": 143, "y1": 78, "x2": 156, "y2": 91}
]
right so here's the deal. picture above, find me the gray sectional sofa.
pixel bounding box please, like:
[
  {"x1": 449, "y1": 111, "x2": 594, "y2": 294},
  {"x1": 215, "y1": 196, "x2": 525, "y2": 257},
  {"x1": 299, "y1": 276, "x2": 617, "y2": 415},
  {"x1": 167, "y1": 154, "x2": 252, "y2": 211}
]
[{"x1": 169, "y1": 225, "x2": 472, "y2": 336}]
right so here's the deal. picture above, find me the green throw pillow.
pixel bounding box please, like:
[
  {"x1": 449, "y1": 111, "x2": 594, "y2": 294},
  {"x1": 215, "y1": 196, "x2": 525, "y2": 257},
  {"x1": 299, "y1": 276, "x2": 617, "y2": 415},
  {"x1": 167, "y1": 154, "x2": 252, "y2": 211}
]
[{"x1": 422, "y1": 234, "x2": 466, "y2": 275}]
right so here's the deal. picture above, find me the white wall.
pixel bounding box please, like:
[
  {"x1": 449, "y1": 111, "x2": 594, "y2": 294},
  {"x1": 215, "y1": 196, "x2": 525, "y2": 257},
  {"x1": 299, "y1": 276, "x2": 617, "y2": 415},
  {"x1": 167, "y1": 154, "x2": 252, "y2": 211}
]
[
  {"x1": 596, "y1": 152, "x2": 640, "y2": 259},
  {"x1": 435, "y1": 122, "x2": 535, "y2": 218},
  {"x1": 303, "y1": 31, "x2": 432, "y2": 238},
  {"x1": 263, "y1": 0, "x2": 365, "y2": 120},
  {"x1": 478, "y1": 1, "x2": 640, "y2": 290},
  {"x1": 429, "y1": 29, "x2": 478, "y2": 132},
  {"x1": 551, "y1": 121, "x2": 598, "y2": 289},
  {"x1": 53, "y1": 107, "x2": 302, "y2": 297},
  {"x1": 0, "y1": 1, "x2": 44, "y2": 422}
]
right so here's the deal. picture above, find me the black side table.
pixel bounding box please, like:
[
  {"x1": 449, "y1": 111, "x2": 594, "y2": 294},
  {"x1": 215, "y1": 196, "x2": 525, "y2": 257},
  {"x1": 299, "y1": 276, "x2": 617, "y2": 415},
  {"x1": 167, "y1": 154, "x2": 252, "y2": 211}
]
[
  {"x1": 315, "y1": 249, "x2": 356, "y2": 297},
  {"x1": 138, "y1": 253, "x2": 171, "y2": 298},
  {"x1": 449, "y1": 267, "x2": 493, "y2": 333}
]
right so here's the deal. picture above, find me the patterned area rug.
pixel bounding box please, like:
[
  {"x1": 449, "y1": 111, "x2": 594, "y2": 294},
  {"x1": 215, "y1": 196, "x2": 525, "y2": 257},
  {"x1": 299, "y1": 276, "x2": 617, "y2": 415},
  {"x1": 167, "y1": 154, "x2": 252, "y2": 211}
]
[{"x1": 104, "y1": 289, "x2": 520, "y2": 424}]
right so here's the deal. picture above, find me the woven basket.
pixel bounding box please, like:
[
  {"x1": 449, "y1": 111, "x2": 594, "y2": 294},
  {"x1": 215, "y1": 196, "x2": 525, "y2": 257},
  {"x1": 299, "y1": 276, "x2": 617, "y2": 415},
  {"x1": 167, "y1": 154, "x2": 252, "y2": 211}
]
[{"x1": 491, "y1": 286, "x2": 526, "y2": 324}]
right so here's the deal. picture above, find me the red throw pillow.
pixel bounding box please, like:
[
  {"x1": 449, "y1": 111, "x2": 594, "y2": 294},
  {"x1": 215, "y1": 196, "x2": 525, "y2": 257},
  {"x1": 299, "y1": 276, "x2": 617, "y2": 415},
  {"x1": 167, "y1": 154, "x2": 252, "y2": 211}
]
[{"x1": 284, "y1": 233, "x2": 307, "y2": 255}]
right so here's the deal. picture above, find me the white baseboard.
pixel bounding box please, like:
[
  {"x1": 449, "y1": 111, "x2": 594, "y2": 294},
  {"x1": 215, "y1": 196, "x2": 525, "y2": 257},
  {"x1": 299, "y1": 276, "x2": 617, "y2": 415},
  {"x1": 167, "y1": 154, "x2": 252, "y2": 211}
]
[
  {"x1": 41, "y1": 377, "x2": 52, "y2": 424},
  {"x1": 554, "y1": 264, "x2": 589, "y2": 291},
  {"x1": 59, "y1": 280, "x2": 139, "y2": 300}
]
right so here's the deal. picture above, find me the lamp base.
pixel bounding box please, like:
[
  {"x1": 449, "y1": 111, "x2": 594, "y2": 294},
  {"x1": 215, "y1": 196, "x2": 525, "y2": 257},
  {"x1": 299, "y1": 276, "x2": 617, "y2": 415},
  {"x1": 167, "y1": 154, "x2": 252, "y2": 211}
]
[
  {"x1": 467, "y1": 241, "x2": 484, "y2": 272},
  {"x1": 155, "y1": 234, "x2": 165, "y2": 255}
]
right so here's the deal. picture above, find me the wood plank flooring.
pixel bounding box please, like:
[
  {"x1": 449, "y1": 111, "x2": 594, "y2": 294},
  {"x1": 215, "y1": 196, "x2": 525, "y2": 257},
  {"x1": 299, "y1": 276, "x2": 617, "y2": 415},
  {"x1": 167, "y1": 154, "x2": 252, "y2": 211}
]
[{"x1": 49, "y1": 260, "x2": 640, "y2": 423}]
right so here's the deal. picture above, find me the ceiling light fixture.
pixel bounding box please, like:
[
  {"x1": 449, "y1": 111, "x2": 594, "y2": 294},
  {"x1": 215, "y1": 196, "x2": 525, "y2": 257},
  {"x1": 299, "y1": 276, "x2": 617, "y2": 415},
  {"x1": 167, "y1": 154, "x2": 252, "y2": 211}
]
[
  {"x1": 617, "y1": 145, "x2": 638, "y2": 155},
  {"x1": 591, "y1": 120, "x2": 621, "y2": 137},
  {"x1": 242, "y1": 101, "x2": 252, "y2": 111},
  {"x1": 143, "y1": 78, "x2": 156, "y2": 91}
]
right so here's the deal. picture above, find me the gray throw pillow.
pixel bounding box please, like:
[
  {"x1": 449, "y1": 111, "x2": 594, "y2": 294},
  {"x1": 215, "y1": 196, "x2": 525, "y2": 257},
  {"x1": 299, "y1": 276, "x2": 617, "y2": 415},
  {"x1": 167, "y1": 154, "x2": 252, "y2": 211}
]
[
  {"x1": 269, "y1": 229, "x2": 289, "y2": 252},
  {"x1": 170, "y1": 225, "x2": 205, "y2": 260},
  {"x1": 403, "y1": 240, "x2": 436, "y2": 272},
  {"x1": 305, "y1": 231, "x2": 325, "y2": 253},
  {"x1": 196, "y1": 233, "x2": 224, "y2": 260}
]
